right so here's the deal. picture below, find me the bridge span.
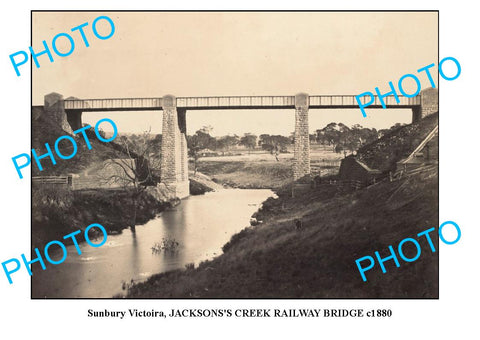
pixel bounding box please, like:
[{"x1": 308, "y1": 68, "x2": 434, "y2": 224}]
[
  {"x1": 64, "y1": 94, "x2": 420, "y2": 111},
  {"x1": 43, "y1": 89, "x2": 438, "y2": 198}
]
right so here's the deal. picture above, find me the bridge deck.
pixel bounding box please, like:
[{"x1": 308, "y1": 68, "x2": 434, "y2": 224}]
[{"x1": 64, "y1": 95, "x2": 421, "y2": 111}]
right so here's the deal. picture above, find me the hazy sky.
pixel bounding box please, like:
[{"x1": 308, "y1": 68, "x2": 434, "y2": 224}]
[{"x1": 32, "y1": 12, "x2": 438, "y2": 135}]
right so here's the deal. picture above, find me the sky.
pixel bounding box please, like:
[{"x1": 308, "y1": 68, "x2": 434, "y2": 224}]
[{"x1": 32, "y1": 12, "x2": 438, "y2": 136}]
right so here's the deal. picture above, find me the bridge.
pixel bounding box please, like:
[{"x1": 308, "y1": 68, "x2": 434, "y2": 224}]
[
  {"x1": 43, "y1": 89, "x2": 438, "y2": 198},
  {"x1": 63, "y1": 94, "x2": 421, "y2": 111}
]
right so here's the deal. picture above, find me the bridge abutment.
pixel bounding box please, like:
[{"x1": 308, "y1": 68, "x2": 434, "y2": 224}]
[
  {"x1": 293, "y1": 93, "x2": 311, "y2": 180},
  {"x1": 161, "y1": 95, "x2": 190, "y2": 198},
  {"x1": 44, "y1": 93, "x2": 74, "y2": 134},
  {"x1": 413, "y1": 87, "x2": 438, "y2": 123}
]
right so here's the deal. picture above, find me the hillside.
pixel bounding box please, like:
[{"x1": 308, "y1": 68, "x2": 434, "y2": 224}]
[
  {"x1": 356, "y1": 112, "x2": 438, "y2": 172},
  {"x1": 124, "y1": 112, "x2": 440, "y2": 298},
  {"x1": 125, "y1": 163, "x2": 438, "y2": 298},
  {"x1": 32, "y1": 108, "x2": 125, "y2": 176},
  {"x1": 31, "y1": 108, "x2": 171, "y2": 250}
]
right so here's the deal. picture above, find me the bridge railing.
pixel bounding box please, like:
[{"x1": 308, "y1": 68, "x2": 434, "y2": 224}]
[
  {"x1": 352, "y1": 94, "x2": 421, "y2": 106},
  {"x1": 176, "y1": 96, "x2": 295, "y2": 108},
  {"x1": 64, "y1": 94, "x2": 421, "y2": 110},
  {"x1": 65, "y1": 98, "x2": 162, "y2": 110}
]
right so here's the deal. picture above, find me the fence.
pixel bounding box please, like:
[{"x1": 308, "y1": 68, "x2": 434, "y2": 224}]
[
  {"x1": 391, "y1": 163, "x2": 438, "y2": 181},
  {"x1": 310, "y1": 178, "x2": 367, "y2": 191},
  {"x1": 310, "y1": 159, "x2": 342, "y2": 176},
  {"x1": 32, "y1": 174, "x2": 133, "y2": 191},
  {"x1": 32, "y1": 175, "x2": 72, "y2": 188}
]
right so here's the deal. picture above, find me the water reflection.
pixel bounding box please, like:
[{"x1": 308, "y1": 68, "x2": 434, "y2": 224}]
[{"x1": 32, "y1": 189, "x2": 272, "y2": 298}]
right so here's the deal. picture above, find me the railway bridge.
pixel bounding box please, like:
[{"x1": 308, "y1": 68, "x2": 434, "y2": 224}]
[{"x1": 42, "y1": 88, "x2": 437, "y2": 198}]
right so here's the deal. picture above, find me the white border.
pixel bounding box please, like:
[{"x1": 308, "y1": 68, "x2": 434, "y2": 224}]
[{"x1": 0, "y1": 1, "x2": 478, "y2": 338}]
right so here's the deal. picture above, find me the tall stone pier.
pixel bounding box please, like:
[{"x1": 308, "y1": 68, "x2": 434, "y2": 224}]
[
  {"x1": 293, "y1": 93, "x2": 311, "y2": 180},
  {"x1": 160, "y1": 95, "x2": 190, "y2": 198}
]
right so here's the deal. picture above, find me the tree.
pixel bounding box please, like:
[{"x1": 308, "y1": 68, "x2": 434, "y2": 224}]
[
  {"x1": 379, "y1": 123, "x2": 405, "y2": 138},
  {"x1": 216, "y1": 135, "x2": 239, "y2": 154},
  {"x1": 315, "y1": 122, "x2": 379, "y2": 154},
  {"x1": 335, "y1": 144, "x2": 344, "y2": 154},
  {"x1": 322, "y1": 122, "x2": 341, "y2": 151},
  {"x1": 239, "y1": 133, "x2": 257, "y2": 150},
  {"x1": 258, "y1": 134, "x2": 290, "y2": 160},
  {"x1": 100, "y1": 129, "x2": 161, "y2": 232},
  {"x1": 187, "y1": 128, "x2": 216, "y2": 174}
]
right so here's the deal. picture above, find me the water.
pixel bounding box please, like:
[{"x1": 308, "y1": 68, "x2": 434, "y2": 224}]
[{"x1": 32, "y1": 189, "x2": 273, "y2": 298}]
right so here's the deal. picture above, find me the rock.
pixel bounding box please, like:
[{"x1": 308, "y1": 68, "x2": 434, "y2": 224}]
[{"x1": 145, "y1": 184, "x2": 170, "y2": 202}]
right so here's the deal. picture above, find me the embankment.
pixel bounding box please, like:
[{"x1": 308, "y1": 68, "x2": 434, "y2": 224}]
[
  {"x1": 196, "y1": 160, "x2": 293, "y2": 189},
  {"x1": 189, "y1": 171, "x2": 224, "y2": 195},
  {"x1": 32, "y1": 186, "x2": 169, "y2": 250},
  {"x1": 32, "y1": 172, "x2": 222, "y2": 250},
  {"x1": 125, "y1": 166, "x2": 438, "y2": 298}
]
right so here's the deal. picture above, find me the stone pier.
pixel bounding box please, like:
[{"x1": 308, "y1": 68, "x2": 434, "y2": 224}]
[
  {"x1": 160, "y1": 95, "x2": 190, "y2": 198},
  {"x1": 293, "y1": 93, "x2": 311, "y2": 180},
  {"x1": 412, "y1": 87, "x2": 438, "y2": 122}
]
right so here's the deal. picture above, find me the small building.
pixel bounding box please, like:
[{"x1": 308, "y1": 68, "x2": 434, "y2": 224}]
[{"x1": 339, "y1": 156, "x2": 382, "y2": 184}]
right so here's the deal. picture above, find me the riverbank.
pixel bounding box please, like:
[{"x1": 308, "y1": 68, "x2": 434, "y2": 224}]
[
  {"x1": 32, "y1": 172, "x2": 223, "y2": 250},
  {"x1": 33, "y1": 187, "x2": 273, "y2": 298},
  {"x1": 125, "y1": 166, "x2": 438, "y2": 298},
  {"x1": 196, "y1": 160, "x2": 293, "y2": 189},
  {"x1": 189, "y1": 171, "x2": 224, "y2": 194},
  {"x1": 32, "y1": 186, "x2": 170, "y2": 250}
]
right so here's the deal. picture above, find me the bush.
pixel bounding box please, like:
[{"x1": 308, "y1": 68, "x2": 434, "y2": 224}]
[{"x1": 152, "y1": 237, "x2": 180, "y2": 254}]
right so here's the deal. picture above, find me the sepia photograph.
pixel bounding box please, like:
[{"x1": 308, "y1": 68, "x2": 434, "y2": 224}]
[{"x1": 30, "y1": 11, "x2": 439, "y2": 298}]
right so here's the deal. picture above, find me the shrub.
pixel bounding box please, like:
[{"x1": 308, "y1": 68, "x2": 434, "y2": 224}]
[{"x1": 152, "y1": 237, "x2": 180, "y2": 254}]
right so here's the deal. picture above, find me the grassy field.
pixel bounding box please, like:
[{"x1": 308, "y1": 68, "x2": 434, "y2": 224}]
[
  {"x1": 195, "y1": 159, "x2": 293, "y2": 189},
  {"x1": 194, "y1": 144, "x2": 342, "y2": 189},
  {"x1": 125, "y1": 165, "x2": 438, "y2": 298}
]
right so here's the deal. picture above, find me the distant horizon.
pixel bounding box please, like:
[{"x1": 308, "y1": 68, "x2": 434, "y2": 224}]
[{"x1": 84, "y1": 108, "x2": 412, "y2": 136}]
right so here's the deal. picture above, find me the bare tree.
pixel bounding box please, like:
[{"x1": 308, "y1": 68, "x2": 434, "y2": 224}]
[{"x1": 100, "y1": 129, "x2": 161, "y2": 231}]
